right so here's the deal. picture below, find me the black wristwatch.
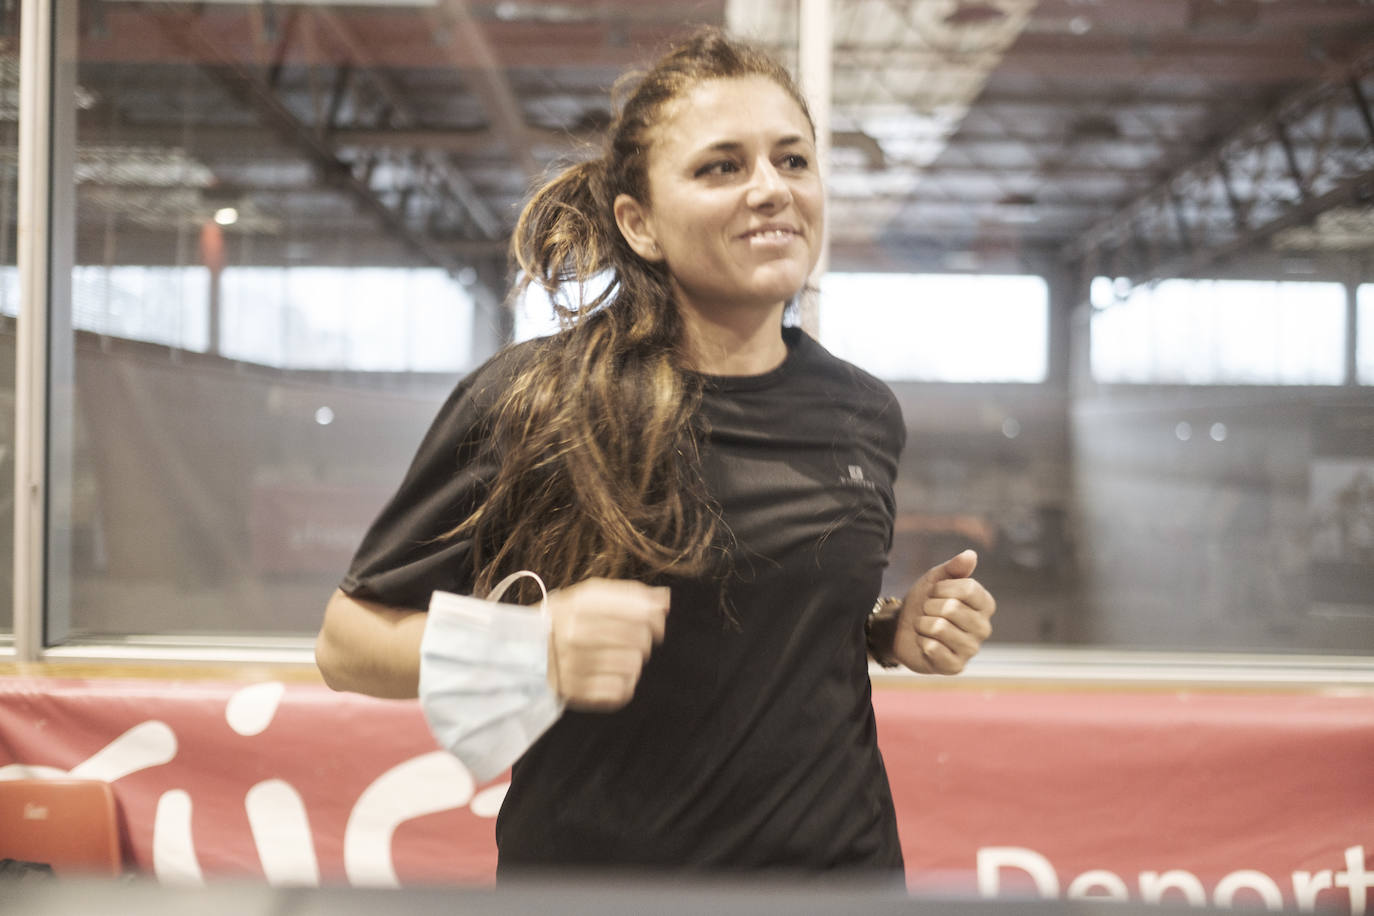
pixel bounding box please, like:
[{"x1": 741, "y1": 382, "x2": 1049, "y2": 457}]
[{"x1": 865, "y1": 596, "x2": 904, "y2": 669}]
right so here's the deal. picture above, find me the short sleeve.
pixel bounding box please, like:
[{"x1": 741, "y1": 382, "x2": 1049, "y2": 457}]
[{"x1": 339, "y1": 341, "x2": 537, "y2": 610}]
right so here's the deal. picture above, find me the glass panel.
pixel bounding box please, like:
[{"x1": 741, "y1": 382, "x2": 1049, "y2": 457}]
[
  {"x1": 819, "y1": 273, "x2": 1048, "y2": 382},
  {"x1": 72, "y1": 265, "x2": 209, "y2": 348},
  {"x1": 1075, "y1": 274, "x2": 1374, "y2": 652},
  {"x1": 46, "y1": 0, "x2": 1372, "y2": 657},
  {"x1": 1091, "y1": 278, "x2": 1346, "y2": 385},
  {"x1": 220, "y1": 266, "x2": 472, "y2": 371},
  {"x1": 57, "y1": 2, "x2": 717, "y2": 640}
]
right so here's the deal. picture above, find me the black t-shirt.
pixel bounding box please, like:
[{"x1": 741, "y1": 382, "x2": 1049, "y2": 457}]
[{"x1": 342, "y1": 325, "x2": 908, "y2": 876}]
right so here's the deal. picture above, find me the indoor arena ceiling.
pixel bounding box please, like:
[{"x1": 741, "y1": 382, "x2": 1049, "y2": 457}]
[{"x1": 70, "y1": 0, "x2": 1374, "y2": 283}]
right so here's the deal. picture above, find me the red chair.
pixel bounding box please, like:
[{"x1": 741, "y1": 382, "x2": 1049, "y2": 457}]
[{"x1": 0, "y1": 778, "x2": 123, "y2": 877}]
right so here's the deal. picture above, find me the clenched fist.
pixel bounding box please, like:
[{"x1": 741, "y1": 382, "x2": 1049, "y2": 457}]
[
  {"x1": 545, "y1": 578, "x2": 670, "y2": 711},
  {"x1": 892, "y1": 549, "x2": 996, "y2": 675}
]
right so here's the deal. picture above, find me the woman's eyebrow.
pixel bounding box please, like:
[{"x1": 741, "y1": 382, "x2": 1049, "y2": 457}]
[
  {"x1": 695, "y1": 140, "x2": 744, "y2": 156},
  {"x1": 693, "y1": 134, "x2": 811, "y2": 156}
]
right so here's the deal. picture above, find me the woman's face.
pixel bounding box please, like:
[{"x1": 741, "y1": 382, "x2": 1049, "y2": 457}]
[{"x1": 615, "y1": 75, "x2": 824, "y2": 321}]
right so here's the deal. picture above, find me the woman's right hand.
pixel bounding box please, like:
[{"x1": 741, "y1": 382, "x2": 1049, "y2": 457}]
[{"x1": 545, "y1": 578, "x2": 671, "y2": 712}]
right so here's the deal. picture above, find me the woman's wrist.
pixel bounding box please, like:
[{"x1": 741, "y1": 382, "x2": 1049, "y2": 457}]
[{"x1": 865, "y1": 596, "x2": 904, "y2": 669}]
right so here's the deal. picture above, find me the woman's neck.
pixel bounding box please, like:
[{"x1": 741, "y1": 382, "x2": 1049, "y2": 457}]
[{"x1": 675, "y1": 296, "x2": 789, "y2": 377}]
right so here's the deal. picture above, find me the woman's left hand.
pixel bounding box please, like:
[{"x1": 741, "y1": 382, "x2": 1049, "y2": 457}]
[{"x1": 891, "y1": 549, "x2": 996, "y2": 675}]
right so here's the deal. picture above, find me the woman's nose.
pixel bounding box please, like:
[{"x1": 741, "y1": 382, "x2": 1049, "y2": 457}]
[{"x1": 745, "y1": 160, "x2": 790, "y2": 210}]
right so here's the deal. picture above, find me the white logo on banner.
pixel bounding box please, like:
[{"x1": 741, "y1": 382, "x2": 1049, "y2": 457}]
[
  {"x1": 976, "y1": 845, "x2": 1371, "y2": 913},
  {"x1": 0, "y1": 682, "x2": 508, "y2": 888},
  {"x1": 0, "y1": 720, "x2": 178, "y2": 783}
]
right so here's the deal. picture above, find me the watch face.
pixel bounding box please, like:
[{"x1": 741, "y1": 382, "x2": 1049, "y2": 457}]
[{"x1": 871, "y1": 596, "x2": 903, "y2": 616}]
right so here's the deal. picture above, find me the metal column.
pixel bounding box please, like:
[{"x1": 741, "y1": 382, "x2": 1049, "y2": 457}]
[{"x1": 15, "y1": 0, "x2": 53, "y2": 660}]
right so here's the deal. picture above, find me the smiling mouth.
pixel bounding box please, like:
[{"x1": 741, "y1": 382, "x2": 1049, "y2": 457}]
[{"x1": 741, "y1": 228, "x2": 799, "y2": 241}]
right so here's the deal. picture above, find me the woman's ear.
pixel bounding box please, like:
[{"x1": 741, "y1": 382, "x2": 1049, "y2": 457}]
[{"x1": 613, "y1": 193, "x2": 663, "y2": 262}]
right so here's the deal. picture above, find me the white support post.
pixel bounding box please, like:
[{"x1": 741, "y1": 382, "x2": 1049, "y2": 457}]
[
  {"x1": 15, "y1": 0, "x2": 54, "y2": 660},
  {"x1": 16, "y1": 0, "x2": 76, "y2": 659}
]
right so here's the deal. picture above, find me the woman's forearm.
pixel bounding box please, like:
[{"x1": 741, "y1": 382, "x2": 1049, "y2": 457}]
[{"x1": 315, "y1": 589, "x2": 427, "y2": 698}]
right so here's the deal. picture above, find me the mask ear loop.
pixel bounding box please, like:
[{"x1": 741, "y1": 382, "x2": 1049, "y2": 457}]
[
  {"x1": 486, "y1": 570, "x2": 559, "y2": 699},
  {"x1": 487, "y1": 570, "x2": 548, "y2": 609}
]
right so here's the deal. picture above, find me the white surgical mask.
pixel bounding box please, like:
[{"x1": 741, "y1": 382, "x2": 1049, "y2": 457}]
[{"x1": 418, "y1": 571, "x2": 565, "y2": 783}]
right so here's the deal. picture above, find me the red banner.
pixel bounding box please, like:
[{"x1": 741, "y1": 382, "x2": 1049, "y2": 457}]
[
  {"x1": 873, "y1": 689, "x2": 1373, "y2": 912},
  {"x1": 0, "y1": 677, "x2": 1369, "y2": 912}
]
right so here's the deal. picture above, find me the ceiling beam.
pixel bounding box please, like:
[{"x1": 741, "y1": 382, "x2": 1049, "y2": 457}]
[
  {"x1": 80, "y1": 9, "x2": 700, "y2": 69},
  {"x1": 1026, "y1": 0, "x2": 1374, "y2": 33},
  {"x1": 146, "y1": 5, "x2": 469, "y2": 275},
  {"x1": 1065, "y1": 42, "x2": 1374, "y2": 282},
  {"x1": 425, "y1": 0, "x2": 540, "y2": 180},
  {"x1": 837, "y1": 35, "x2": 1338, "y2": 83},
  {"x1": 308, "y1": 6, "x2": 502, "y2": 239}
]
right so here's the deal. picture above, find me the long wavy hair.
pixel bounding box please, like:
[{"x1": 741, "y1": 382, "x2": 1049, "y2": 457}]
[{"x1": 449, "y1": 28, "x2": 815, "y2": 601}]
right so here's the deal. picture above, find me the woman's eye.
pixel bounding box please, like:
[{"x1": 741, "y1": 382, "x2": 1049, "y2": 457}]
[
  {"x1": 780, "y1": 153, "x2": 809, "y2": 170},
  {"x1": 696, "y1": 160, "x2": 739, "y2": 177}
]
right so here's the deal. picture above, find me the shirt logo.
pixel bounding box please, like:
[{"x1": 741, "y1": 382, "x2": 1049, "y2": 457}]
[{"x1": 841, "y1": 464, "x2": 877, "y2": 490}]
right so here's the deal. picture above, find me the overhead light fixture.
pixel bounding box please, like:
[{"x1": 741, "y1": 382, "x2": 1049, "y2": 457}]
[
  {"x1": 943, "y1": 1, "x2": 1008, "y2": 27},
  {"x1": 213, "y1": 207, "x2": 239, "y2": 226},
  {"x1": 492, "y1": 1, "x2": 584, "y2": 22}
]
